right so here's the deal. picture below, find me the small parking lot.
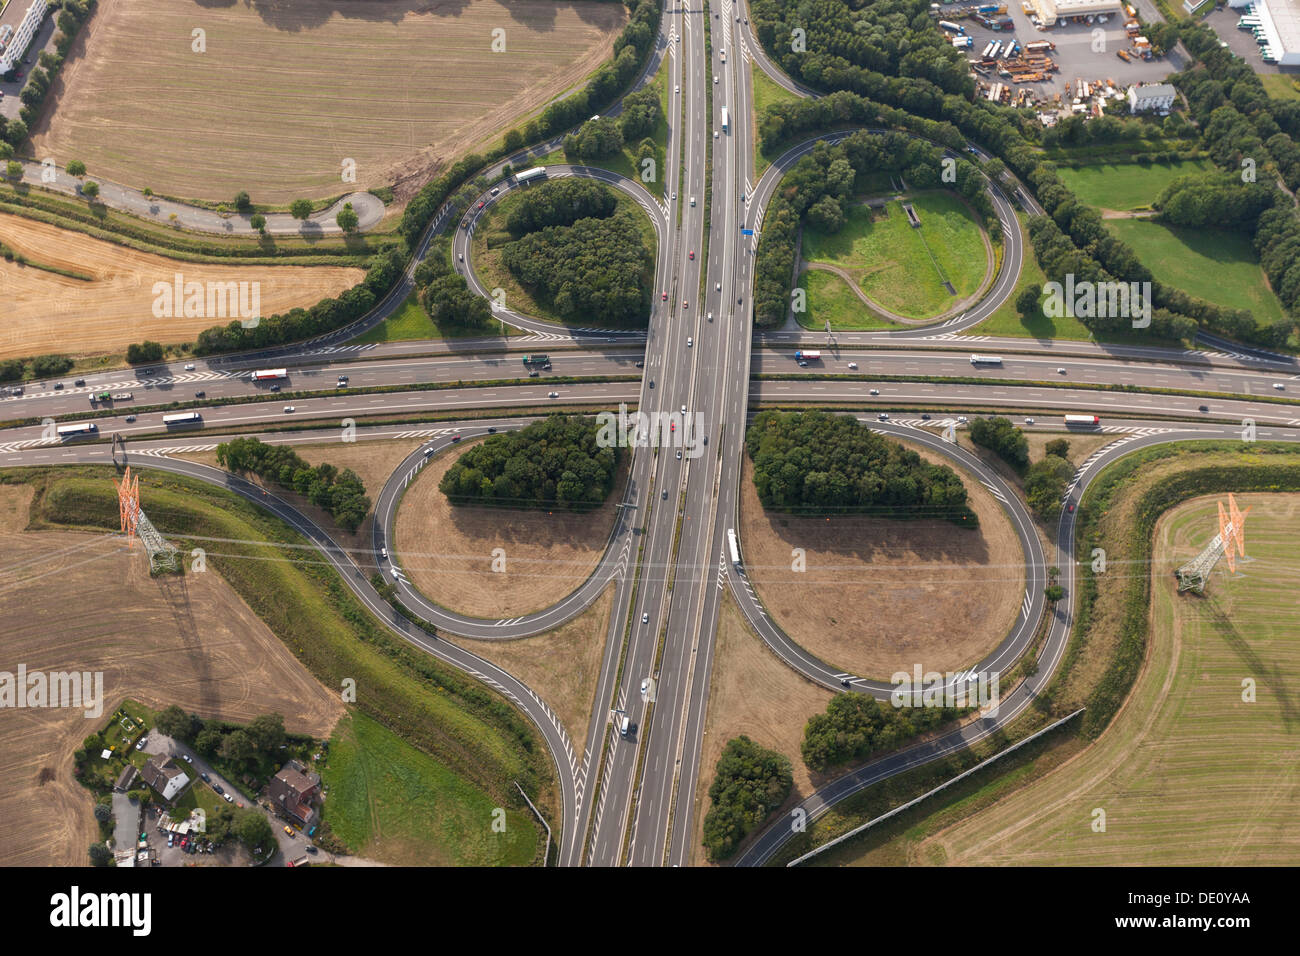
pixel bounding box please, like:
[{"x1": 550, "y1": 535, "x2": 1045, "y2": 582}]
[{"x1": 1202, "y1": 4, "x2": 1300, "y2": 76}]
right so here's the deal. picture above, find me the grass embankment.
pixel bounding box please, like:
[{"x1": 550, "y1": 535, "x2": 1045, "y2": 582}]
[
  {"x1": 351, "y1": 293, "x2": 521, "y2": 344},
  {"x1": 766, "y1": 441, "x2": 1300, "y2": 865},
  {"x1": 795, "y1": 270, "x2": 907, "y2": 332},
  {"x1": 751, "y1": 69, "x2": 800, "y2": 178},
  {"x1": 1055, "y1": 159, "x2": 1216, "y2": 212},
  {"x1": 7, "y1": 466, "x2": 554, "y2": 865}
]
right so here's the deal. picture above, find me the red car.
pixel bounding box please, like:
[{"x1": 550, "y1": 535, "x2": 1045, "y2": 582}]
[
  {"x1": 683, "y1": 300, "x2": 689, "y2": 308},
  {"x1": 661, "y1": 292, "x2": 668, "y2": 301},
  {"x1": 1067, "y1": 503, "x2": 1076, "y2": 513},
  {"x1": 670, "y1": 421, "x2": 676, "y2": 432},
  {"x1": 477, "y1": 201, "x2": 485, "y2": 209},
  {"x1": 688, "y1": 250, "x2": 695, "y2": 260}
]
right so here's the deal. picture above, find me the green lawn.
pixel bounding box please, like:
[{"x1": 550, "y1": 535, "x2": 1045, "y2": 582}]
[
  {"x1": 1259, "y1": 73, "x2": 1300, "y2": 101},
  {"x1": 796, "y1": 269, "x2": 906, "y2": 331},
  {"x1": 971, "y1": 212, "x2": 1094, "y2": 341},
  {"x1": 752, "y1": 68, "x2": 800, "y2": 178},
  {"x1": 1056, "y1": 158, "x2": 1215, "y2": 212},
  {"x1": 352, "y1": 293, "x2": 516, "y2": 344},
  {"x1": 802, "y1": 193, "x2": 988, "y2": 321},
  {"x1": 319, "y1": 711, "x2": 538, "y2": 866},
  {"x1": 1106, "y1": 218, "x2": 1286, "y2": 322}
]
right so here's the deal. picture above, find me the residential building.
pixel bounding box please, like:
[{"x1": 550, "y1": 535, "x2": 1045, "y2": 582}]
[
  {"x1": 268, "y1": 760, "x2": 321, "y2": 829},
  {"x1": 139, "y1": 756, "x2": 190, "y2": 802},
  {"x1": 1128, "y1": 82, "x2": 1177, "y2": 113}
]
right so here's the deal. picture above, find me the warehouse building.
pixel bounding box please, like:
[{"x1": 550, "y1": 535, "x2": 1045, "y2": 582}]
[
  {"x1": 1227, "y1": 0, "x2": 1300, "y2": 66},
  {"x1": 1028, "y1": 0, "x2": 1124, "y2": 26},
  {"x1": 1128, "y1": 82, "x2": 1177, "y2": 113}
]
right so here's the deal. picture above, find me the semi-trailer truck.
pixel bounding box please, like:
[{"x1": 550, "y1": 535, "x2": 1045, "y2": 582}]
[
  {"x1": 794, "y1": 350, "x2": 822, "y2": 361},
  {"x1": 939, "y1": 19, "x2": 965, "y2": 33}
]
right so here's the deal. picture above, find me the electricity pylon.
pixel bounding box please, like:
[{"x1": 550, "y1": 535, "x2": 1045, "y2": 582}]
[
  {"x1": 1174, "y1": 493, "x2": 1249, "y2": 593},
  {"x1": 114, "y1": 466, "x2": 182, "y2": 574}
]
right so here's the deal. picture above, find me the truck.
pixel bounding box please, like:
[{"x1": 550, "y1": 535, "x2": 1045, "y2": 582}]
[
  {"x1": 1064, "y1": 414, "x2": 1100, "y2": 428},
  {"x1": 794, "y1": 350, "x2": 822, "y2": 361},
  {"x1": 1116, "y1": 48, "x2": 1132, "y2": 61},
  {"x1": 515, "y1": 166, "x2": 547, "y2": 184},
  {"x1": 90, "y1": 391, "x2": 111, "y2": 404},
  {"x1": 1126, "y1": 18, "x2": 1140, "y2": 36},
  {"x1": 521, "y1": 354, "x2": 549, "y2": 365},
  {"x1": 721, "y1": 107, "x2": 729, "y2": 132},
  {"x1": 111, "y1": 392, "x2": 134, "y2": 402},
  {"x1": 250, "y1": 369, "x2": 287, "y2": 382},
  {"x1": 952, "y1": 34, "x2": 973, "y2": 47},
  {"x1": 1024, "y1": 40, "x2": 1055, "y2": 53},
  {"x1": 976, "y1": 4, "x2": 1007, "y2": 13},
  {"x1": 969, "y1": 354, "x2": 1003, "y2": 365},
  {"x1": 938, "y1": 19, "x2": 965, "y2": 33}
]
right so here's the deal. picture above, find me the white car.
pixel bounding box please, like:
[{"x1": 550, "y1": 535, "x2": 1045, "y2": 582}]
[
  {"x1": 674, "y1": 85, "x2": 679, "y2": 93},
  {"x1": 184, "y1": 363, "x2": 195, "y2": 371},
  {"x1": 283, "y1": 405, "x2": 295, "y2": 413},
  {"x1": 713, "y1": 75, "x2": 718, "y2": 84},
  {"x1": 681, "y1": 405, "x2": 687, "y2": 415},
  {"x1": 181, "y1": 754, "x2": 193, "y2": 764},
  {"x1": 714, "y1": 130, "x2": 719, "y2": 138},
  {"x1": 381, "y1": 547, "x2": 388, "y2": 560},
  {"x1": 642, "y1": 612, "x2": 649, "y2": 624},
  {"x1": 687, "y1": 337, "x2": 693, "y2": 347},
  {"x1": 640, "y1": 678, "x2": 651, "y2": 695},
  {"x1": 1024, "y1": 417, "x2": 1035, "y2": 425},
  {"x1": 957, "y1": 416, "x2": 968, "y2": 424},
  {"x1": 848, "y1": 362, "x2": 858, "y2": 369},
  {"x1": 877, "y1": 412, "x2": 890, "y2": 421},
  {"x1": 1057, "y1": 367, "x2": 1066, "y2": 374},
  {"x1": 676, "y1": 450, "x2": 682, "y2": 460},
  {"x1": 548, "y1": 391, "x2": 559, "y2": 398},
  {"x1": 1273, "y1": 383, "x2": 1285, "y2": 390},
  {"x1": 715, "y1": 282, "x2": 721, "y2": 291}
]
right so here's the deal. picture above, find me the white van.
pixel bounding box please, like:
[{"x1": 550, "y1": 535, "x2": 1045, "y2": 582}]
[
  {"x1": 690, "y1": 196, "x2": 696, "y2": 206},
  {"x1": 618, "y1": 715, "x2": 631, "y2": 737}
]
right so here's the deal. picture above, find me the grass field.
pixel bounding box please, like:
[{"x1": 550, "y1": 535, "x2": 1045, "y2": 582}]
[
  {"x1": 0, "y1": 212, "x2": 363, "y2": 359},
  {"x1": 795, "y1": 269, "x2": 907, "y2": 332},
  {"x1": 351, "y1": 293, "x2": 519, "y2": 344},
  {"x1": 394, "y1": 437, "x2": 624, "y2": 618},
  {"x1": 906, "y1": 493, "x2": 1300, "y2": 865},
  {"x1": 1056, "y1": 158, "x2": 1215, "y2": 212},
  {"x1": 1259, "y1": 73, "x2": 1300, "y2": 101},
  {"x1": 31, "y1": 0, "x2": 626, "y2": 203},
  {"x1": 0, "y1": 483, "x2": 344, "y2": 866},
  {"x1": 751, "y1": 69, "x2": 800, "y2": 178},
  {"x1": 1106, "y1": 218, "x2": 1286, "y2": 323},
  {"x1": 739, "y1": 444, "x2": 1024, "y2": 679},
  {"x1": 319, "y1": 711, "x2": 538, "y2": 866},
  {"x1": 801, "y1": 194, "x2": 988, "y2": 321},
  {"x1": 472, "y1": 186, "x2": 655, "y2": 329},
  {"x1": 970, "y1": 212, "x2": 1094, "y2": 341},
  {"x1": 571, "y1": 54, "x2": 671, "y2": 187}
]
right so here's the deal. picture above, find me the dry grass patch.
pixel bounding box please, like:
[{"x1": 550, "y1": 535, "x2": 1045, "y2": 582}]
[
  {"x1": 0, "y1": 213, "x2": 363, "y2": 359},
  {"x1": 394, "y1": 437, "x2": 624, "y2": 618},
  {"x1": 913, "y1": 493, "x2": 1300, "y2": 865},
  {"x1": 689, "y1": 591, "x2": 834, "y2": 866},
  {"x1": 0, "y1": 485, "x2": 344, "y2": 866},
  {"x1": 32, "y1": 0, "x2": 626, "y2": 203},
  {"x1": 446, "y1": 583, "x2": 613, "y2": 746},
  {"x1": 739, "y1": 443, "x2": 1024, "y2": 679}
]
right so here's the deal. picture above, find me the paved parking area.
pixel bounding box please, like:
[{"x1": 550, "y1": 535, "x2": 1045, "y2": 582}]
[{"x1": 1202, "y1": 4, "x2": 1300, "y2": 77}]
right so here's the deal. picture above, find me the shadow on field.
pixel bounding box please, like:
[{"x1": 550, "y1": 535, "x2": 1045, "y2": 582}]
[{"x1": 1205, "y1": 599, "x2": 1298, "y2": 731}]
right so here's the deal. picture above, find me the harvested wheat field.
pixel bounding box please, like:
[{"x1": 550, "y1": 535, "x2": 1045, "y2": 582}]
[
  {"x1": 689, "y1": 591, "x2": 834, "y2": 866},
  {"x1": 394, "y1": 436, "x2": 623, "y2": 618},
  {"x1": 913, "y1": 493, "x2": 1300, "y2": 866},
  {"x1": 0, "y1": 213, "x2": 364, "y2": 359},
  {"x1": 739, "y1": 443, "x2": 1024, "y2": 680},
  {"x1": 0, "y1": 486, "x2": 344, "y2": 867},
  {"x1": 31, "y1": 0, "x2": 626, "y2": 203}
]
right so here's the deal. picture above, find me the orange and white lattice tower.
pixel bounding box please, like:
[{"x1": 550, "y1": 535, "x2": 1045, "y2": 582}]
[
  {"x1": 1174, "y1": 493, "x2": 1249, "y2": 593},
  {"x1": 114, "y1": 466, "x2": 182, "y2": 574}
]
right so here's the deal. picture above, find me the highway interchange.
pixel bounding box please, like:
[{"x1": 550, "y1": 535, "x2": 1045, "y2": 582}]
[{"x1": 5, "y1": 0, "x2": 1300, "y2": 867}]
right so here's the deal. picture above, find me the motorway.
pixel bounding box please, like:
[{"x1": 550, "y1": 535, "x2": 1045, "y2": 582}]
[{"x1": 4, "y1": 0, "x2": 1300, "y2": 870}]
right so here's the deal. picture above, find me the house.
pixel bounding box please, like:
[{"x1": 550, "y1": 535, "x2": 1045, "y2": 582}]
[
  {"x1": 268, "y1": 760, "x2": 321, "y2": 829},
  {"x1": 1127, "y1": 83, "x2": 1177, "y2": 114},
  {"x1": 139, "y1": 756, "x2": 190, "y2": 802},
  {"x1": 114, "y1": 764, "x2": 140, "y2": 793}
]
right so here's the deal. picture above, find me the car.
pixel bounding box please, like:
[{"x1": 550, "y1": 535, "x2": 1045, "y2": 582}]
[
  {"x1": 674, "y1": 85, "x2": 679, "y2": 93},
  {"x1": 686, "y1": 337, "x2": 693, "y2": 347},
  {"x1": 270, "y1": 384, "x2": 281, "y2": 392},
  {"x1": 283, "y1": 405, "x2": 295, "y2": 413},
  {"x1": 714, "y1": 130, "x2": 719, "y2": 138},
  {"x1": 194, "y1": 390, "x2": 205, "y2": 398},
  {"x1": 476, "y1": 201, "x2": 485, "y2": 209},
  {"x1": 305, "y1": 844, "x2": 318, "y2": 854},
  {"x1": 877, "y1": 412, "x2": 890, "y2": 421},
  {"x1": 681, "y1": 405, "x2": 687, "y2": 415},
  {"x1": 713, "y1": 74, "x2": 718, "y2": 83},
  {"x1": 703, "y1": 436, "x2": 708, "y2": 445},
  {"x1": 451, "y1": 433, "x2": 461, "y2": 442},
  {"x1": 200, "y1": 772, "x2": 210, "y2": 782},
  {"x1": 676, "y1": 449, "x2": 682, "y2": 460},
  {"x1": 671, "y1": 192, "x2": 676, "y2": 200},
  {"x1": 1024, "y1": 417, "x2": 1035, "y2": 425},
  {"x1": 139, "y1": 367, "x2": 151, "y2": 375},
  {"x1": 528, "y1": 369, "x2": 539, "y2": 377},
  {"x1": 54, "y1": 382, "x2": 63, "y2": 390},
  {"x1": 642, "y1": 612, "x2": 649, "y2": 624},
  {"x1": 965, "y1": 146, "x2": 978, "y2": 154},
  {"x1": 869, "y1": 388, "x2": 879, "y2": 396},
  {"x1": 957, "y1": 416, "x2": 968, "y2": 424},
  {"x1": 488, "y1": 427, "x2": 497, "y2": 433},
  {"x1": 1273, "y1": 383, "x2": 1285, "y2": 390},
  {"x1": 458, "y1": 253, "x2": 464, "y2": 261},
  {"x1": 797, "y1": 360, "x2": 808, "y2": 367},
  {"x1": 683, "y1": 300, "x2": 689, "y2": 309},
  {"x1": 547, "y1": 391, "x2": 559, "y2": 398},
  {"x1": 1199, "y1": 405, "x2": 1209, "y2": 412},
  {"x1": 635, "y1": 360, "x2": 645, "y2": 368},
  {"x1": 184, "y1": 364, "x2": 195, "y2": 371},
  {"x1": 662, "y1": 291, "x2": 669, "y2": 301},
  {"x1": 213, "y1": 783, "x2": 224, "y2": 794},
  {"x1": 707, "y1": 311, "x2": 713, "y2": 322},
  {"x1": 125, "y1": 414, "x2": 136, "y2": 422},
  {"x1": 715, "y1": 282, "x2": 721, "y2": 291},
  {"x1": 1057, "y1": 367, "x2": 1066, "y2": 374},
  {"x1": 135, "y1": 737, "x2": 147, "y2": 751},
  {"x1": 921, "y1": 413, "x2": 931, "y2": 420},
  {"x1": 284, "y1": 826, "x2": 295, "y2": 837},
  {"x1": 337, "y1": 375, "x2": 349, "y2": 384},
  {"x1": 648, "y1": 380, "x2": 654, "y2": 389},
  {"x1": 690, "y1": 196, "x2": 696, "y2": 207},
  {"x1": 689, "y1": 250, "x2": 695, "y2": 260},
  {"x1": 847, "y1": 362, "x2": 858, "y2": 369},
  {"x1": 662, "y1": 489, "x2": 668, "y2": 499},
  {"x1": 1067, "y1": 503, "x2": 1076, "y2": 513},
  {"x1": 167, "y1": 835, "x2": 174, "y2": 848},
  {"x1": 179, "y1": 754, "x2": 192, "y2": 764},
  {"x1": 542, "y1": 363, "x2": 551, "y2": 370},
  {"x1": 381, "y1": 547, "x2": 388, "y2": 560},
  {"x1": 670, "y1": 421, "x2": 676, "y2": 432},
  {"x1": 74, "y1": 378, "x2": 86, "y2": 386},
  {"x1": 738, "y1": 297, "x2": 743, "y2": 305},
  {"x1": 490, "y1": 187, "x2": 499, "y2": 196},
  {"x1": 223, "y1": 793, "x2": 234, "y2": 803}
]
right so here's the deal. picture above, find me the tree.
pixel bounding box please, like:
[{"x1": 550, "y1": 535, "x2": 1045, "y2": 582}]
[
  {"x1": 233, "y1": 190, "x2": 251, "y2": 211},
  {"x1": 289, "y1": 198, "x2": 313, "y2": 220},
  {"x1": 701, "y1": 736, "x2": 793, "y2": 862},
  {"x1": 1015, "y1": 286, "x2": 1042, "y2": 319},
  {"x1": 3, "y1": 118, "x2": 27, "y2": 147},
  {"x1": 81, "y1": 180, "x2": 99, "y2": 199},
  {"x1": 194, "y1": 726, "x2": 223, "y2": 757},
  {"x1": 93, "y1": 802, "x2": 112, "y2": 822},
  {"x1": 1046, "y1": 584, "x2": 1065, "y2": 602},
  {"x1": 969, "y1": 416, "x2": 1029, "y2": 472},
  {"x1": 336, "y1": 202, "x2": 359, "y2": 233},
  {"x1": 88, "y1": 842, "x2": 112, "y2": 866},
  {"x1": 126, "y1": 341, "x2": 164, "y2": 364},
  {"x1": 247, "y1": 714, "x2": 286, "y2": 753},
  {"x1": 155, "y1": 704, "x2": 194, "y2": 741},
  {"x1": 250, "y1": 213, "x2": 267, "y2": 233},
  {"x1": 65, "y1": 159, "x2": 85, "y2": 177},
  {"x1": 218, "y1": 729, "x2": 255, "y2": 764},
  {"x1": 4, "y1": 160, "x2": 20, "y2": 180},
  {"x1": 233, "y1": 810, "x2": 274, "y2": 851},
  {"x1": 1045, "y1": 438, "x2": 1070, "y2": 460}
]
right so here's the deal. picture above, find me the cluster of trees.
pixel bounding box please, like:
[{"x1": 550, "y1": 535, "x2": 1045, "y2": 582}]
[
  {"x1": 412, "y1": 239, "x2": 492, "y2": 331},
  {"x1": 505, "y1": 179, "x2": 617, "y2": 236},
  {"x1": 753, "y1": 124, "x2": 991, "y2": 327},
  {"x1": 564, "y1": 116, "x2": 624, "y2": 162},
  {"x1": 501, "y1": 202, "x2": 650, "y2": 326},
  {"x1": 969, "y1": 416, "x2": 1029, "y2": 473},
  {"x1": 701, "y1": 736, "x2": 793, "y2": 862},
  {"x1": 439, "y1": 414, "x2": 619, "y2": 510},
  {"x1": 0, "y1": 353, "x2": 72, "y2": 383},
  {"x1": 194, "y1": 247, "x2": 403, "y2": 354},
  {"x1": 216, "y1": 437, "x2": 371, "y2": 531},
  {"x1": 1155, "y1": 172, "x2": 1275, "y2": 230},
  {"x1": 801, "y1": 693, "x2": 964, "y2": 772},
  {"x1": 155, "y1": 705, "x2": 288, "y2": 774},
  {"x1": 126, "y1": 340, "x2": 164, "y2": 364},
  {"x1": 618, "y1": 86, "x2": 663, "y2": 142},
  {"x1": 1025, "y1": 440, "x2": 1074, "y2": 521},
  {"x1": 746, "y1": 410, "x2": 976, "y2": 523}
]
